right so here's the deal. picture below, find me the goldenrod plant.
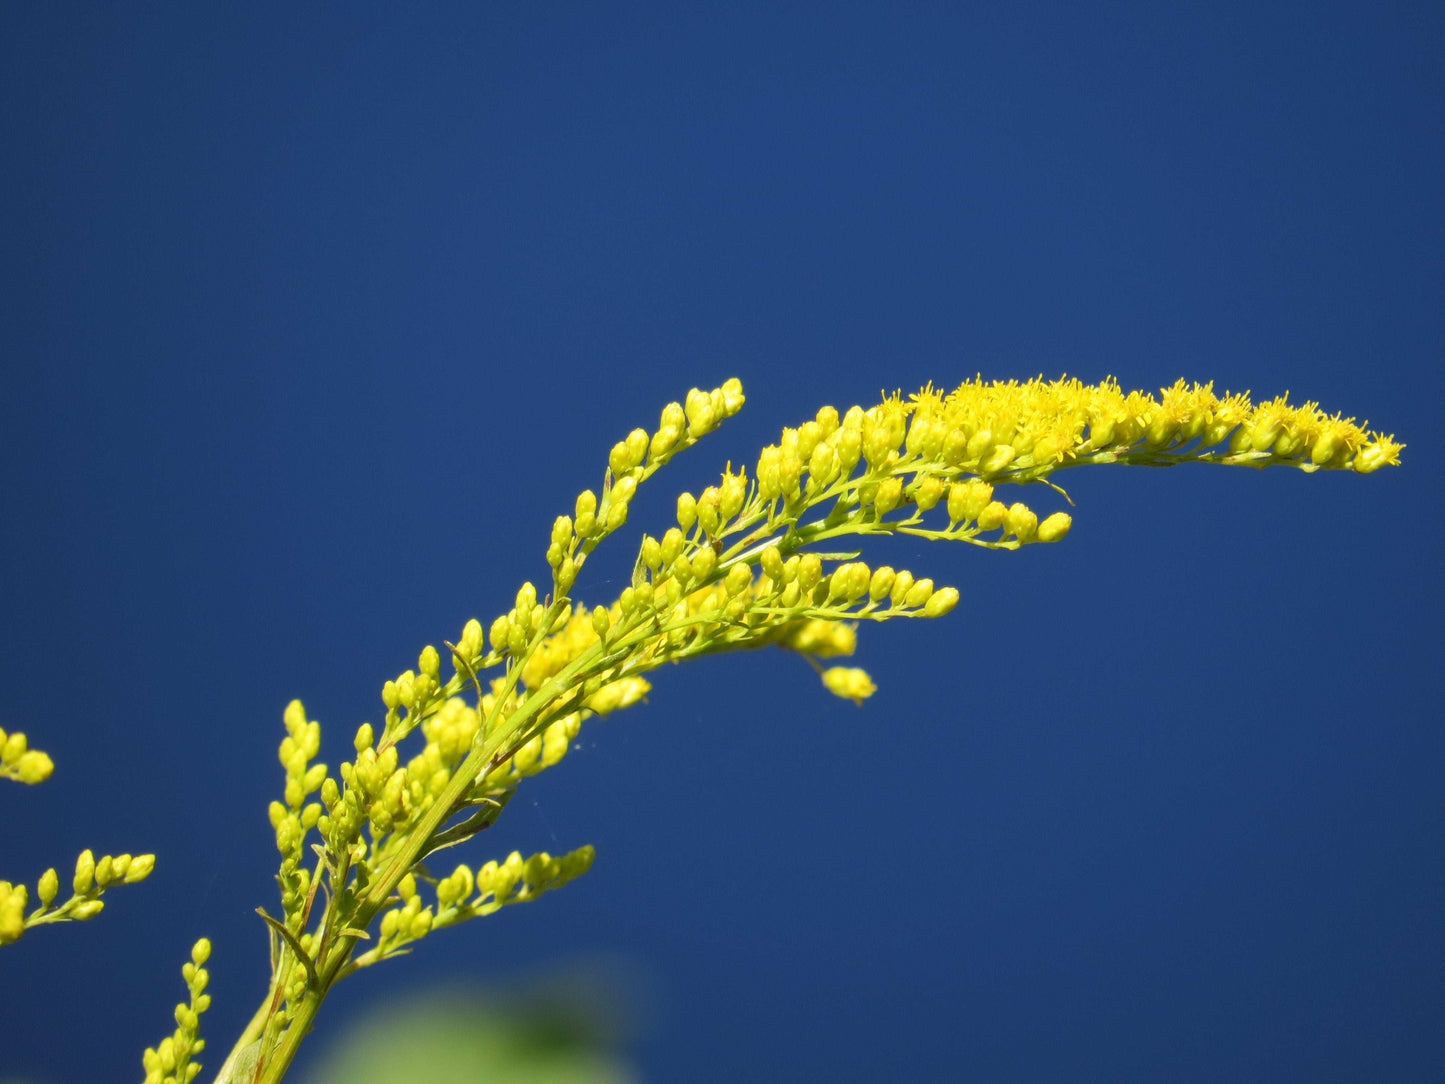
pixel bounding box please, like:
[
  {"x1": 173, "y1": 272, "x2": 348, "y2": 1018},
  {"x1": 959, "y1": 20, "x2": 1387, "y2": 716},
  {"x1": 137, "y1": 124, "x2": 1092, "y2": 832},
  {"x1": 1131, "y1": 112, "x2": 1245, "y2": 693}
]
[{"x1": 37, "y1": 375, "x2": 1398, "y2": 1084}]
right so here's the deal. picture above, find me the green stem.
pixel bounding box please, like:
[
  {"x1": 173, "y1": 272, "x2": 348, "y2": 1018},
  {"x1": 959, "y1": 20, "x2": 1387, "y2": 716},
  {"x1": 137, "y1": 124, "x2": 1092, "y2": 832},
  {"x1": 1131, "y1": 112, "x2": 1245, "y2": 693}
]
[{"x1": 212, "y1": 967, "x2": 281, "y2": 1083}]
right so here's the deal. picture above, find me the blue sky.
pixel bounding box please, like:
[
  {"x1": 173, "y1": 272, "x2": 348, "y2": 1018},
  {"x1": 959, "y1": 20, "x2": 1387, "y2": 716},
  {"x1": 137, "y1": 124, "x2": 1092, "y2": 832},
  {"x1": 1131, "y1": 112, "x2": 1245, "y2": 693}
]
[{"x1": 2, "y1": 3, "x2": 1441, "y2": 1081}]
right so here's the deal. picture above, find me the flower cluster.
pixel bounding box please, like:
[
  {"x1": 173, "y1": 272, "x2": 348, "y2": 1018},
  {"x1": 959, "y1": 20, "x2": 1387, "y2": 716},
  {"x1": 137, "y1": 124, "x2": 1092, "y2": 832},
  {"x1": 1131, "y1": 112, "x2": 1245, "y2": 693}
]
[
  {"x1": 0, "y1": 727, "x2": 54, "y2": 784},
  {"x1": 0, "y1": 848, "x2": 156, "y2": 946},
  {"x1": 898, "y1": 375, "x2": 1403, "y2": 480},
  {"x1": 140, "y1": 938, "x2": 212, "y2": 1084},
  {"x1": 359, "y1": 846, "x2": 595, "y2": 965},
  {"x1": 209, "y1": 374, "x2": 1398, "y2": 1083}
]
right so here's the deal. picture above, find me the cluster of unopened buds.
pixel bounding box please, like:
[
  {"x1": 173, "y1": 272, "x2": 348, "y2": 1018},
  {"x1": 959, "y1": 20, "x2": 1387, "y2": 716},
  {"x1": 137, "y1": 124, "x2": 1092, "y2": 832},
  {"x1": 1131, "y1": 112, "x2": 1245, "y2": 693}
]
[
  {"x1": 140, "y1": 938, "x2": 211, "y2": 1084},
  {"x1": 0, "y1": 727, "x2": 53, "y2": 784},
  {"x1": 364, "y1": 846, "x2": 595, "y2": 963},
  {"x1": 0, "y1": 848, "x2": 156, "y2": 945}
]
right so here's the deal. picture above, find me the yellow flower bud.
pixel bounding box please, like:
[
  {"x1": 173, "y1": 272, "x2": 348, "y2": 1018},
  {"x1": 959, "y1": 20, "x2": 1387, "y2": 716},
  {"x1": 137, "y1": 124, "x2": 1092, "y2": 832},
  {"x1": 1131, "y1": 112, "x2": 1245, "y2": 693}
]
[
  {"x1": 552, "y1": 515, "x2": 574, "y2": 550},
  {"x1": 728, "y1": 563, "x2": 751, "y2": 598},
  {"x1": 719, "y1": 377, "x2": 745, "y2": 414},
  {"x1": 1006, "y1": 503, "x2": 1038, "y2": 541},
  {"x1": 888, "y1": 570, "x2": 915, "y2": 607},
  {"x1": 497, "y1": 851, "x2": 525, "y2": 899},
  {"x1": 126, "y1": 854, "x2": 156, "y2": 883},
  {"x1": 605, "y1": 479, "x2": 636, "y2": 515},
  {"x1": 798, "y1": 554, "x2": 823, "y2": 593},
  {"x1": 625, "y1": 427, "x2": 650, "y2": 468},
  {"x1": 660, "y1": 527, "x2": 685, "y2": 567},
  {"x1": 541, "y1": 720, "x2": 571, "y2": 768},
  {"x1": 862, "y1": 412, "x2": 902, "y2": 467},
  {"x1": 677, "y1": 491, "x2": 698, "y2": 530},
  {"x1": 821, "y1": 666, "x2": 877, "y2": 704},
  {"x1": 377, "y1": 745, "x2": 398, "y2": 777},
  {"x1": 912, "y1": 475, "x2": 946, "y2": 511},
  {"x1": 457, "y1": 617, "x2": 484, "y2": 658},
  {"x1": 808, "y1": 441, "x2": 839, "y2": 490},
  {"x1": 830, "y1": 562, "x2": 872, "y2": 603},
  {"x1": 608, "y1": 440, "x2": 631, "y2": 477},
  {"x1": 685, "y1": 388, "x2": 716, "y2": 437},
  {"x1": 760, "y1": 545, "x2": 785, "y2": 583},
  {"x1": 977, "y1": 501, "x2": 1009, "y2": 531},
  {"x1": 906, "y1": 415, "x2": 943, "y2": 459},
  {"x1": 38, "y1": 867, "x2": 58, "y2": 907},
  {"x1": 556, "y1": 557, "x2": 577, "y2": 593},
  {"x1": 489, "y1": 615, "x2": 512, "y2": 654},
  {"x1": 796, "y1": 420, "x2": 824, "y2": 462},
  {"x1": 938, "y1": 428, "x2": 968, "y2": 465},
  {"x1": 0, "y1": 884, "x2": 26, "y2": 943},
  {"x1": 283, "y1": 699, "x2": 308, "y2": 734},
  {"x1": 903, "y1": 578, "x2": 934, "y2": 609},
  {"x1": 835, "y1": 427, "x2": 862, "y2": 474},
  {"x1": 73, "y1": 850, "x2": 95, "y2": 895},
  {"x1": 449, "y1": 865, "x2": 476, "y2": 906},
  {"x1": 980, "y1": 444, "x2": 1016, "y2": 474},
  {"x1": 692, "y1": 545, "x2": 718, "y2": 582},
  {"x1": 585, "y1": 676, "x2": 651, "y2": 715},
  {"x1": 947, "y1": 478, "x2": 994, "y2": 523},
  {"x1": 869, "y1": 566, "x2": 896, "y2": 601},
  {"x1": 695, "y1": 491, "x2": 721, "y2": 536},
  {"x1": 275, "y1": 814, "x2": 303, "y2": 853},
  {"x1": 15, "y1": 749, "x2": 52, "y2": 784},
  {"x1": 802, "y1": 403, "x2": 835, "y2": 437},
  {"x1": 575, "y1": 489, "x2": 598, "y2": 536},
  {"x1": 512, "y1": 735, "x2": 543, "y2": 775},
  {"x1": 604, "y1": 498, "x2": 629, "y2": 531},
  {"x1": 873, "y1": 477, "x2": 904, "y2": 515},
  {"x1": 515, "y1": 582, "x2": 537, "y2": 615},
  {"x1": 660, "y1": 400, "x2": 686, "y2": 432},
  {"x1": 756, "y1": 447, "x2": 783, "y2": 499},
  {"x1": 781, "y1": 618, "x2": 856, "y2": 657},
  {"x1": 924, "y1": 586, "x2": 959, "y2": 617},
  {"x1": 719, "y1": 472, "x2": 747, "y2": 520},
  {"x1": 1037, "y1": 511, "x2": 1072, "y2": 542}
]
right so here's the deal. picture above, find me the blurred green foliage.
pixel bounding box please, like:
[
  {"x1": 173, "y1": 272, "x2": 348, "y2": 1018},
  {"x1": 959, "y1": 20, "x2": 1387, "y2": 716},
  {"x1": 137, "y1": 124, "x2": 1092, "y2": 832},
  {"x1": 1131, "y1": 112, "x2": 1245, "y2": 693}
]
[{"x1": 297, "y1": 972, "x2": 638, "y2": 1084}]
